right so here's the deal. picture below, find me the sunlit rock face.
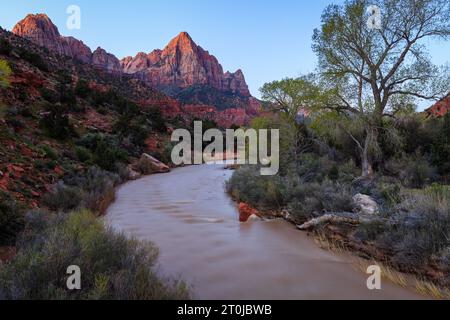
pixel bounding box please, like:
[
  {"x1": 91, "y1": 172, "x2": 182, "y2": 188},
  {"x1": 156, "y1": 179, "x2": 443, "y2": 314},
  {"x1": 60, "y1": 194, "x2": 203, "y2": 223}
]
[
  {"x1": 12, "y1": 14, "x2": 121, "y2": 72},
  {"x1": 426, "y1": 95, "x2": 450, "y2": 117},
  {"x1": 12, "y1": 14, "x2": 261, "y2": 120},
  {"x1": 121, "y1": 32, "x2": 251, "y2": 97}
]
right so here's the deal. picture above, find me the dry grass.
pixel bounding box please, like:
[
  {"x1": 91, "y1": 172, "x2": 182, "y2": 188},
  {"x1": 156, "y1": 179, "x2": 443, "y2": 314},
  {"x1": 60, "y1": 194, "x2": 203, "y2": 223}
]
[
  {"x1": 414, "y1": 280, "x2": 450, "y2": 300},
  {"x1": 312, "y1": 231, "x2": 450, "y2": 300},
  {"x1": 312, "y1": 231, "x2": 346, "y2": 254},
  {"x1": 89, "y1": 188, "x2": 116, "y2": 216},
  {"x1": 354, "y1": 259, "x2": 409, "y2": 289}
]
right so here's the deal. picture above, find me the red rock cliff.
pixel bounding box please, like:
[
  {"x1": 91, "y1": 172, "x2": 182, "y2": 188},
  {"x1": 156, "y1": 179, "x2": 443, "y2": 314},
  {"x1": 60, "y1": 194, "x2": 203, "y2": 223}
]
[
  {"x1": 121, "y1": 32, "x2": 251, "y2": 97},
  {"x1": 12, "y1": 14, "x2": 120, "y2": 72}
]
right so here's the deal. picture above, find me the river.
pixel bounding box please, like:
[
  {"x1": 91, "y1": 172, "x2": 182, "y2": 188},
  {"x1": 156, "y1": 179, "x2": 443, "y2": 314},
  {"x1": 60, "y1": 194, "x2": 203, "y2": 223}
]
[{"x1": 106, "y1": 164, "x2": 421, "y2": 300}]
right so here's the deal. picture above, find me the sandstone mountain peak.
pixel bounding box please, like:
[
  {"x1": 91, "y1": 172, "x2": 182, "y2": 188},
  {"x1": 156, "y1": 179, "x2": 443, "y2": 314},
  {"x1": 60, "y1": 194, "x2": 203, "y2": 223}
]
[
  {"x1": 173, "y1": 31, "x2": 193, "y2": 42},
  {"x1": 11, "y1": 13, "x2": 254, "y2": 109},
  {"x1": 12, "y1": 13, "x2": 120, "y2": 71},
  {"x1": 121, "y1": 32, "x2": 251, "y2": 97},
  {"x1": 14, "y1": 13, "x2": 56, "y2": 34}
]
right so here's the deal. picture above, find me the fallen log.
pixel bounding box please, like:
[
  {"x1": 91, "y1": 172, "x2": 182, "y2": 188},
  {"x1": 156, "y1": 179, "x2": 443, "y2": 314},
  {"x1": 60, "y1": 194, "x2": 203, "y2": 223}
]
[{"x1": 297, "y1": 213, "x2": 360, "y2": 231}]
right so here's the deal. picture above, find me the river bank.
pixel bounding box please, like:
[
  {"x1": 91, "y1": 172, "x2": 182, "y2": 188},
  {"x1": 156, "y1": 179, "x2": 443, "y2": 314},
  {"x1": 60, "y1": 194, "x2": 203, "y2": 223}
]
[{"x1": 106, "y1": 164, "x2": 422, "y2": 300}]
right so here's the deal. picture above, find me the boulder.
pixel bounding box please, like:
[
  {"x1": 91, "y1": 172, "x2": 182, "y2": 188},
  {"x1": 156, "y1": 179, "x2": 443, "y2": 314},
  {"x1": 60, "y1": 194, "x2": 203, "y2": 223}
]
[
  {"x1": 127, "y1": 166, "x2": 142, "y2": 180},
  {"x1": 238, "y1": 203, "x2": 261, "y2": 222},
  {"x1": 136, "y1": 153, "x2": 170, "y2": 174},
  {"x1": 353, "y1": 194, "x2": 379, "y2": 216},
  {"x1": 247, "y1": 214, "x2": 263, "y2": 222}
]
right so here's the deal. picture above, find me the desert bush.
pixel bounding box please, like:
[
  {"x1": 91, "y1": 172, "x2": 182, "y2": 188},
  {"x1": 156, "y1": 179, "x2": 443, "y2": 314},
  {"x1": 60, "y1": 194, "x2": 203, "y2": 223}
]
[
  {"x1": 226, "y1": 166, "x2": 284, "y2": 209},
  {"x1": 0, "y1": 210, "x2": 190, "y2": 300},
  {"x1": 0, "y1": 191, "x2": 24, "y2": 246},
  {"x1": 0, "y1": 38, "x2": 12, "y2": 56},
  {"x1": 43, "y1": 166, "x2": 121, "y2": 214},
  {"x1": 354, "y1": 220, "x2": 390, "y2": 243},
  {"x1": 431, "y1": 113, "x2": 450, "y2": 176},
  {"x1": 18, "y1": 48, "x2": 48, "y2": 72},
  {"x1": 284, "y1": 180, "x2": 354, "y2": 222},
  {"x1": 74, "y1": 146, "x2": 92, "y2": 163},
  {"x1": 77, "y1": 134, "x2": 128, "y2": 172},
  {"x1": 65, "y1": 166, "x2": 121, "y2": 215},
  {"x1": 42, "y1": 182, "x2": 83, "y2": 212},
  {"x1": 74, "y1": 79, "x2": 91, "y2": 99},
  {"x1": 40, "y1": 88, "x2": 59, "y2": 103},
  {"x1": 369, "y1": 179, "x2": 403, "y2": 209},
  {"x1": 376, "y1": 185, "x2": 450, "y2": 269},
  {"x1": 41, "y1": 145, "x2": 58, "y2": 161},
  {"x1": 58, "y1": 84, "x2": 77, "y2": 111},
  {"x1": 0, "y1": 59, "x2": 11, "y2": 88},
  {"x1": 385, "y1": 154, "x2": 437, "y2": 188},
  {"x1": 39, "y1": 103, "x2": 74, "y2": 140},
  {"x1": 147, "y1": 106, "x2": 167, "y2": 133},
  {"x1": 227, "y1": 165, "x2": 354, "y2": 222}
]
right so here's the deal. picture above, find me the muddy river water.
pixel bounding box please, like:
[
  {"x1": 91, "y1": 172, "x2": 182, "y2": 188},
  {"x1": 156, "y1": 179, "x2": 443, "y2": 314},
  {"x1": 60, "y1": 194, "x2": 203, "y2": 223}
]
[{"x1": 106, "y1": 164, "x2": 421, "y2": 300}]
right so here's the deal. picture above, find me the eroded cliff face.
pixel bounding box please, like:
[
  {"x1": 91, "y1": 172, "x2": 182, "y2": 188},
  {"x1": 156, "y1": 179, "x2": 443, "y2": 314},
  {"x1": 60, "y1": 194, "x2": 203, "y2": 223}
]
[
  {"x1": 11, "y1": 14, "x2": 259, "y2": 116},
  {"x1": 92, "y1": 47, "x2": 122, "y2": 73},
  {"x1": 427, "y1": 95, "x2": 450, "y2": 117},
  {"x1": 121, "y1": 32, "x2": 251, "y2": 97},
  {"x1": 12, "y1": 14, "x2": 121, "y2": 72}
]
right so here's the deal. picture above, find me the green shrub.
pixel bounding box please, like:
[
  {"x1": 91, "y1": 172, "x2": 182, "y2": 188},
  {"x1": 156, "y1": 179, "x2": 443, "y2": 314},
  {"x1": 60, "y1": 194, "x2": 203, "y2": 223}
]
[
  {"x1": 385, "y1": 154, "x2": 437, "y2": 188},
  {"x1": 227, "y1": 165, "x2": 354, "y2": 222},
  {"x1": 0, "y1": 38, "x2": 12, "y2": 56},
  {"x1": 0, "y1": 191, "x2": 24, "y2": 246},
  {"x1": 41, "y1": 145, "x2": 58, "y2": 161},
  {"x1": 376, "y1": 185, "x2": 450, "y2": 269},
  {"x1": 226, "y1": 166, "x2": 284, "y2": 209},
  {"x1": 431, "y1": 113, "x2": 450, "y2": 175},
  {"x1": 58, "y1": 85, "x2": 77, "y2": 111},
  {"x1": 354, "y1": 220, "x2": 389, "y2": 243},
  {"x1": 42, "y1": 182, "x2": 83, "y2": 212},
  {"x1": 39, "y1": 103, "x2": 74, "y2": 140},
  {"x1": 18, "y1": 48, "x2": 48, "y2": 72},
  {"x1": 0, "y1": 210, "x2": 190, "y2": 300},
  {"x1": 74, "y1": 79, "x2": 91, "y2": 99},
  {"x1": 42, "y1": 166, "x2": 121, "y2": 214},
  {"x1": 40, "y1": 88, "x2": 59, "y2": 103},
  {"x1": 284, "y1": 180, "x2": 354, "y2": 222},
  {"x1": 74, "y1": 146, "x2": 92, "y2": 163},
  {"x1": 147, "y1": 106, "x2": 167, "y2": 133},
  {"x1": 65, "y1": 166, "x2": 121, "y2": 215},
  {"x1": 77, "y1": 134, "x2": 128, "y2": 172}
]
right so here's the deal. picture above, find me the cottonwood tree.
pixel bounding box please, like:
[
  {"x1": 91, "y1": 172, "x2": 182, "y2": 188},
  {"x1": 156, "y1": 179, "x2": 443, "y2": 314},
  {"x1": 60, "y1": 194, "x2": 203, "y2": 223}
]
[
  {"x1": 312, "y1": 0, "x2": 450, "y2": 178},
  {"x1": 260, "y1": 77, "x2": 319, "y2": 172}
]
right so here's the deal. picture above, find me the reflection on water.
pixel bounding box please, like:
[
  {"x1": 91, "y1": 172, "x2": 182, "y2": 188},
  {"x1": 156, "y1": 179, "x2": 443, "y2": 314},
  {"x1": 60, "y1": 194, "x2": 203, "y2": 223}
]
[{"x1": 106, "y1": 164, "x2": 420, "y2": 300}]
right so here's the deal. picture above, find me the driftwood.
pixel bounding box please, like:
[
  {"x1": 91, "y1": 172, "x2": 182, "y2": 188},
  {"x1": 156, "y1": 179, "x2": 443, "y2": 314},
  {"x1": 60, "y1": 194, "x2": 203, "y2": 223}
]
[{"x1": 297, "y1": 214, "x2": 360, "y2": 231}]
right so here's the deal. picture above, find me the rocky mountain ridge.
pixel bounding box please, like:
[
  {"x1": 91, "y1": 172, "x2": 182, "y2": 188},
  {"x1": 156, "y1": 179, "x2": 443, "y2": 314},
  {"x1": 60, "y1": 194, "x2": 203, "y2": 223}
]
[
  {"x1": 12, "y1": 14, "x2": 256, "y2": 110},
  {"x1": 12, "y1": 14, "x2": 122, "y2": 73}
]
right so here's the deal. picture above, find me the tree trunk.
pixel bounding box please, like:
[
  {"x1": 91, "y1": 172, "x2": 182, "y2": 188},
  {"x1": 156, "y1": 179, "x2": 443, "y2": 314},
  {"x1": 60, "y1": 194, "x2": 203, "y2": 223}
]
[
  {"x1": 361, "y1": 151, "x2": 374, "y2": 178},
  {"x1": 361, "y1": 127, "x2": 377, "y2": 178}
]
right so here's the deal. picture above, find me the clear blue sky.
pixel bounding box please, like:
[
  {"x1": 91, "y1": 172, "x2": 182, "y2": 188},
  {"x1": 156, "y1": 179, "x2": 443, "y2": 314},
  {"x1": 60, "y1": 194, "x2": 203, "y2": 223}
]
[{"x1": 1, "y1": 0, "x2": 449, "y2": 106}]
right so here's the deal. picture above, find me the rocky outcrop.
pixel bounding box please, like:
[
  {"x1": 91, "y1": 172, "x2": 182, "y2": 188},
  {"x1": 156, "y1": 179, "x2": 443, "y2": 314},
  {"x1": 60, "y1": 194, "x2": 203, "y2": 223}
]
[
  {"x1": 12, "y1": 14, "x2": 119, "y2": 72},
  {"x1": 238, "y1": 203, "x2": 262, "y2": 222},
  {"x1": 92, "y1": 47, "x2": 121, "y2": 73},
  {"x1": 11, "y1": 14, "x2": 260, "y2": 116},
  {"x1": 121, "y1": 32, "x2": 251, "y2": 97},
  {"x1": 353, "y1": 194, "x2": 379, "y2": 216},
  {"x1": 426, "y1": 94, "x2": 450, "y2": 117},
  {"x1": 135, "y1": 154, "x2": 170, "y2": 174}
]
